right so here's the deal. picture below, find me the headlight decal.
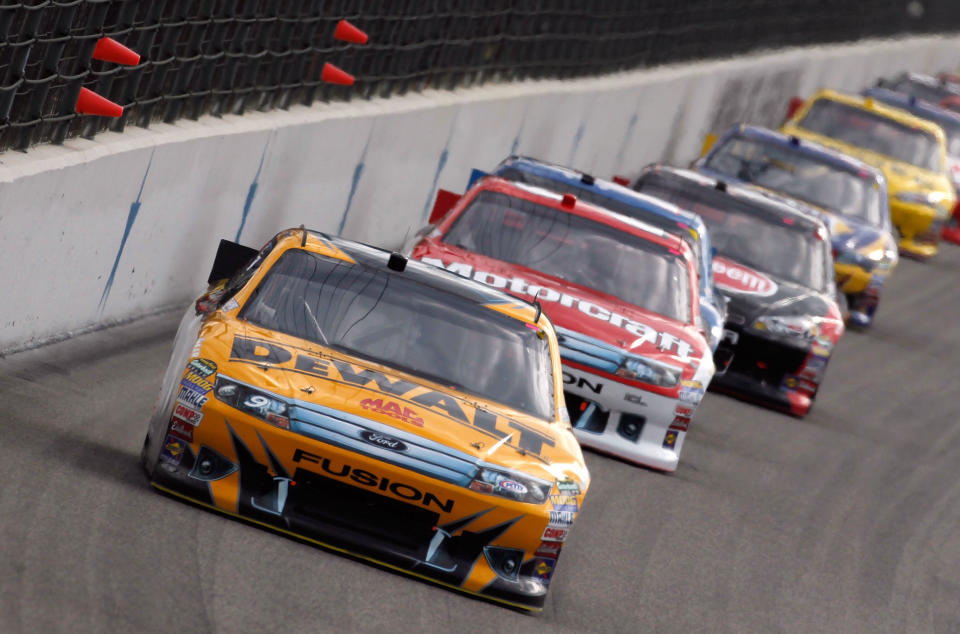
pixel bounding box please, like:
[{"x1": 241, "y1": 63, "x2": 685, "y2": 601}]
[
  {"x1": 468, "y1": 466, "x2": 551, "y2": 504},
  {"x1": 752, "y1": 315, "x2": 820, "y2": 342},
  {"x1": 215, "y1": 375, "x2": 291, "y2": 430},
  {"x1": 615, "y1": 356, "x2": 682, "y2": 387}
]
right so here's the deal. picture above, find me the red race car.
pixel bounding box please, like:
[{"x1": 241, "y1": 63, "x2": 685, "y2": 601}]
[{"x1": 407, "y1": 177, "x2": 715, "y2": 472}]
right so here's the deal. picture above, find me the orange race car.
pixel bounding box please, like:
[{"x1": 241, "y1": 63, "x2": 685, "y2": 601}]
[{"x1": 141, "y1": 228, "x2": 589, "y2": 611}]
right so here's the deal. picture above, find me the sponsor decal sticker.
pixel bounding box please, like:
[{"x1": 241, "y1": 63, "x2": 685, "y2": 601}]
[
  {"x1": 668, "y1": 416, "x2": 690, "y2": 433},
  {"x1": 168, "y1": 418, "x2": 194, "y2": 442},
  {"x1": 556, "y1": 478, "x2": 580, "y2": 495},
  {"x1": 535, "y1": 541, "x2": 563, "y2": 559},
  {"x1": 541, "y1": 526, "x2": 569, "y2": 542},
  {"x1": 160, "y1": 434, "x2": 187, "y2": 465},
  {"x1": 712, "y1": 256, "x2": 777, "y2": 297},
  {"x1": 533, "y1": 558, "x2": 556, "y2": 582},
  {"x1": 679, "y1": 385, "x2": 704, "y2": 404},
  {"x1": 662, "y1": 430, "x2": 678, "y2": 450},
  {"x1": 188, "y1": 358, "x2": 217, "y2": 378},
  {"x1": 420, "y1": 258, "x2": 695, "y2": 361},
  {"x1": 222, "y1": 298, "x2": 240, "y2": 311},
  {"x1": 548, "y1": 510, "x2": 575, "y2": 528},
  {"x1": 190, "y1": 338, "x2": 204, "y2": 359},
  {"x1": 360, "y1": 398, "x2": 424, "y2": 427},
  {"x1": 181, "y1": 370, "x2": 214, "y2": 393},
  {"x1": 176, "y1": 385, "x2": 208, "y2": 409},
  {"x1": 497, "y1": 479, "x2": 528, "y2": 496},
  {"x1": 172, "y1": 403, "x2": 203, "y2": 426},
  {"x1": 293, "y1": 449, "x2": 453, "y2": 512},
  {"x1": 550, "y1": 494, "x2": 578, "y2": 513},
  {"x1": 674, "y1": 404, "x2": 694, "y2": 417}
]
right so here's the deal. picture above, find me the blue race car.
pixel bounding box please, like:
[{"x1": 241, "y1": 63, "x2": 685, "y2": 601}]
[
  {"x1": 468, "y1": 156, "x2": 727, "y2": 351},
  {"x1": 693, "y1": 125, "x2": 898, "y2": 328}
]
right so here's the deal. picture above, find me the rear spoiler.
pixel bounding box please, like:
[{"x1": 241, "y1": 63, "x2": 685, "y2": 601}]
[
  {"x1": 428, "y1": 189, "x2": 462, "y2": 224},
  {"x1": 208, "y1": 239, "x2": 257, "y2": 284},
  {"x1": 467, "y1": 168, "x2": 489, "y2": 189}
]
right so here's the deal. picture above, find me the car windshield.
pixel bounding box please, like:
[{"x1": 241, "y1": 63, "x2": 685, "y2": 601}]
[
  {"x1": 443, "y1": 190, "x2": 692, "y2": 323},
  {"x1": 497, "y1": 167, "x2": 706, "y2": 285},
  {"x1": 634, "y1": 174, "x2": 829, "y2": 292},
  {"x1": 241, "y1": 249, "x2": 555, "y2": 419},
  {"x1": 704, "y1": 136, "x2": 886, "y2": 226},
  {"x1": 886, "y1": 77, "x2": 955, "y2": 104},
  {"x1": 798, "y1": 98, "x2": 942, "y2": 172}
]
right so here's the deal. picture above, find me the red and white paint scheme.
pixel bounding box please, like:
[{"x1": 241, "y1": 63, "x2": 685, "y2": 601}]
[{"x1": 409, "y1": 177, "x2": 715, "y2": 472}]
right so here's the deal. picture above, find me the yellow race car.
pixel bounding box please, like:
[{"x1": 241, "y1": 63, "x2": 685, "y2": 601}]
[
  {"x1": 782, "y1": 89, "x2": 955, "y2": 259},
  {"x1": 141, "y1": 228, "x2": 589, "y2": 612}
]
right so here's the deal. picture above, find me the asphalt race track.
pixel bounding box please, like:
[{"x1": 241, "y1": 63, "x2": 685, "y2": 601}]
[{"x1": 2, "y1": 248, "x2": 960, "y2": 634}]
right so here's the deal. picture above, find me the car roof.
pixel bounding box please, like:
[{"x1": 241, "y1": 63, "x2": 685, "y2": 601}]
[
  {"x1": 862, "y1": 87, "x2": 960, "y2": 127},
  {"x1": 806, "y1": 89, "x2": 947, "y2": 143},
  {"x1": 721, "y1": 124, "x2": 885, "y2": 184},
  {"x1": 468, "y1": 175, "x2": 694, "y2": 257},
  {"x1": 636, "y1": 165, "x2": 828, "y2": 233},
  {"x1": 494, "y1": 155, "x2": 709, "y2": 230},
  {"x1": 273, "y1": 229, "x2": 543, "y2": 324}
]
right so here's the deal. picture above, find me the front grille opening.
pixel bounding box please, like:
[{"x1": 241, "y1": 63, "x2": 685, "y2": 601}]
[
  {"x1": 289, "y1": 467, "x2": 439, "y2": 556},
  {"x1": 727, "y1": 333, "x2": 808, "y2": 386},
  {"x1": 616, "y1": 414, "x2": 645, "y2": 442},
  {"x1": 565, "y1": 391, "x2": 609, "y2": 434}
]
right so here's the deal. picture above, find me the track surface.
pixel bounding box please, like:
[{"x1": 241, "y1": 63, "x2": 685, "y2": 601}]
[{"x1": 2, "y1": 249, "x2": 960, "y2": 634}]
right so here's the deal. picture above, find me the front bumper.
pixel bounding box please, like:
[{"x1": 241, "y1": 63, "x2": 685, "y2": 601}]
[
  {"x1": 711, "y1": 328, "x2": 829, "y2": 417},
  {"x1": 144, "y1": 398, "x2": 580, "y2": 611},
  {"x1": 563, "y1": 364, "x2": 699, "y2": 472},
  {"x1": 890, "y1": 199, "x2": 942, "y2": 258}
]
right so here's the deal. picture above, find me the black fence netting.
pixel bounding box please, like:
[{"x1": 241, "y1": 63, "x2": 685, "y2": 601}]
[{"x1": 2, "y1": 0, "x2": 960, "y2": 153}]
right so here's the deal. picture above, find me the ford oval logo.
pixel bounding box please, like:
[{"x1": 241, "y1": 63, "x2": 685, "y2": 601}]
[{"x1": 360, "y1": 431, "x2": 407, "y2": 452}]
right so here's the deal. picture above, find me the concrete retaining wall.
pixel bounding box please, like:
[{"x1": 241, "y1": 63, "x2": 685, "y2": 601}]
[{"x1": 2, "y1": 36, "x2": 960, "y2": 353}]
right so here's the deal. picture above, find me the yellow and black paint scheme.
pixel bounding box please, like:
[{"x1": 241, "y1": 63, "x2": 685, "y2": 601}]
[
  {"x1": 782, "y1": 89, "x2": 956, "y2": 259},
  {"x1": 142, "y1": 229, "x2": 588, "y2": 612}
]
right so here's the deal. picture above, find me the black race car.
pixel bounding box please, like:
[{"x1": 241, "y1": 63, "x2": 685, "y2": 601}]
[{"x1": 632, "y1": 166, "x2": 846, "y2": 416}]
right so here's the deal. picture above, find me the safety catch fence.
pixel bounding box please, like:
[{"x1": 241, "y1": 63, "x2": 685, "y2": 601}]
[{"x1": 2, "y1": 0, "x2": 960, "y2": 153}]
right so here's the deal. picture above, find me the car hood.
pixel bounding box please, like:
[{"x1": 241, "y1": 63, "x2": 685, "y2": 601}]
[
  {"x1": 820, "y1": 213, "x2": 896, "y2": 260},
  {"x1": 194, "y1": 317, "x2": 588, "y2": 485},
  {"x1": 711, "y1": 255, "x2": 844, "y2": 345},
  {"x1": 411, "y1": 240, "x2": 710, "y2": 374}
]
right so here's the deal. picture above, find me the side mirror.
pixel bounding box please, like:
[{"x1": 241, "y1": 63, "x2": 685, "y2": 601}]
[
  {"x1": 700, "y1": 133, "x2": 718, "y2": 157},
  {"x1": 785, "y1": 96, "x2": 805, "y2": 122},
  {"x1": 428, "y1": 189, "x2": 462, "y2": 225},
  {"x1": 208, "y1": 239, "x2": 258, "y2": 285}
]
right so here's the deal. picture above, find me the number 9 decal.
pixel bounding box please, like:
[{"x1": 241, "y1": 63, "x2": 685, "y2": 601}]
[{"x1": 243, "y1": 394, "x2": 270, "y2": 409}]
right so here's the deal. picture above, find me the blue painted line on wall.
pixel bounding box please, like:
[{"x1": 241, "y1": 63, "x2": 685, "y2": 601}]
[
  {"x1": 567, "y1": 121, "x2": 586, "y2": 167},
  {"x1": 510, "y1": 104, "x2": 530, "y2": 156},
  {"x1": 98, "y1": 148, "x2": 156, "y2": 316},
  {"x1": 338, "y1": 130, "x2": 373, "y2": 235},
  {"x1": 235, "y1": 136, "x2": 272, "y2": 243},
  {"x1": 615, "y1": 110, "x2": 639, "y2": 168},
  {"x1": 420, "y1": 113, "x2": 459, "y2": 223}
]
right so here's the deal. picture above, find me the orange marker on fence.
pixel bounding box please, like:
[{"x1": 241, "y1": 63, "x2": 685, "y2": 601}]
[
  {"x1": 333, "y1": 20, "x2": 368, "y2": 44},
  {"x1": 75, "y1": 87, "x2": 123, "y2": 117},
  {"x1": 91, "y1": 37, "x2": 141, "y2": 66},
  {"x1": 321, "y1": 62, "x2": 355, "y2": 86}
]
